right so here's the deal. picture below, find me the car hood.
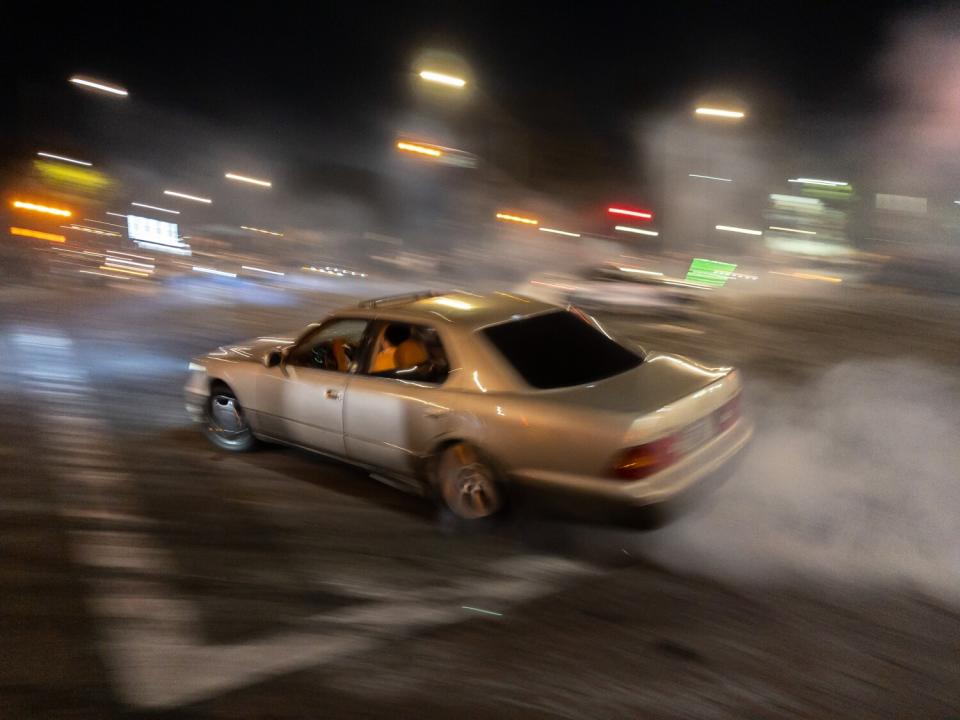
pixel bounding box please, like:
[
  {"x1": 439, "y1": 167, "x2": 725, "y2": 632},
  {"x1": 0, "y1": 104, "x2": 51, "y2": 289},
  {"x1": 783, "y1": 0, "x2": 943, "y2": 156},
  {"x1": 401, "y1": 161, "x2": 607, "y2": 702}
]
[
  {"x1": 539, "y1": 352, "x2": 730, "y2": 415},
  {"x1": 203, "y1": 332, "x2": 298, "y2": 363}
]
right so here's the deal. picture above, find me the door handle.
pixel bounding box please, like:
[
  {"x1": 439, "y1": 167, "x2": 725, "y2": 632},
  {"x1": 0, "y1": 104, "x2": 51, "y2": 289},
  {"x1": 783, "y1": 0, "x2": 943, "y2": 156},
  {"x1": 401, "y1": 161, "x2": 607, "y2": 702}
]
[
  {"x1": 425, "y1": 409, "x2": 449, "y2": 419},
  {"x1": 325, "y1": 389, "x2": 341, "y2": 400}
]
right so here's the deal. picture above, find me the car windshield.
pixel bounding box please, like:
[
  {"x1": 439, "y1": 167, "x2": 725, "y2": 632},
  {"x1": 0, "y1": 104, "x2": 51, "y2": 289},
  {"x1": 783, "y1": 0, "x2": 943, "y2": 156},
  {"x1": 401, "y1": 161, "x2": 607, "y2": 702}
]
[{"x1": 483, "y1": 310, "x2": 642, "y2": 389}]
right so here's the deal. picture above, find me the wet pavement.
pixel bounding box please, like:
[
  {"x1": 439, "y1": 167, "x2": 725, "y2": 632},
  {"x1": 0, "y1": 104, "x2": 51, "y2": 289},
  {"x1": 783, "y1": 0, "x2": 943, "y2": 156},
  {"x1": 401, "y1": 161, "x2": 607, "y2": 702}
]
[{"x1": 2, "y1": 278, "x2": 959, "y2": 718}]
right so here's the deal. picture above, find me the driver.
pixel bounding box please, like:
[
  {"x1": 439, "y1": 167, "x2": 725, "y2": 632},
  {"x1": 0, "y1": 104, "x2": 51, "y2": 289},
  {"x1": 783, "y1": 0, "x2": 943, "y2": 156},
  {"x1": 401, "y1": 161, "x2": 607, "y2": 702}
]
[{"x1": 370, "y1": 324, "x2": 411, "y2": 373}]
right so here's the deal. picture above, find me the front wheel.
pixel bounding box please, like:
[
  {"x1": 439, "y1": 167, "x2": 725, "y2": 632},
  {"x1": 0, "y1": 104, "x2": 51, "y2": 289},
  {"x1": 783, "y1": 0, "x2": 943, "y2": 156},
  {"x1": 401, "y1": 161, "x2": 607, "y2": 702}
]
[
  {"x1": 203, "y1": 387, "x2": 256, "y2": 452},
  {"x1": 436, "y1": 443, "x2": 505, "y2": 523}
]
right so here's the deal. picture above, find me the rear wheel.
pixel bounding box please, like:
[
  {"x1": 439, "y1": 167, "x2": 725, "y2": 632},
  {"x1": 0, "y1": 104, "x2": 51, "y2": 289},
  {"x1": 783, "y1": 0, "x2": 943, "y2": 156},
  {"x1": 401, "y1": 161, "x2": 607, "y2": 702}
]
[
  {"x1": 436, "y1": 443, "x2": 505, "y2": 523},
  {"x1": 203, "y1": 386, "x2": 256, "y2": 452}
]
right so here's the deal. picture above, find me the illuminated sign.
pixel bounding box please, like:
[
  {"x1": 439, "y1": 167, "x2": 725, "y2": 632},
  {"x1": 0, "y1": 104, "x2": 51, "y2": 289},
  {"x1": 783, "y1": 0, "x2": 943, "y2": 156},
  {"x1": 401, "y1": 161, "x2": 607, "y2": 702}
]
[
  {"x1": 127, "y1": 214, "x2": 183, "y2": 246},
  {"x1": 126, "y1": 214, "x2": 191, "y2": 255}
]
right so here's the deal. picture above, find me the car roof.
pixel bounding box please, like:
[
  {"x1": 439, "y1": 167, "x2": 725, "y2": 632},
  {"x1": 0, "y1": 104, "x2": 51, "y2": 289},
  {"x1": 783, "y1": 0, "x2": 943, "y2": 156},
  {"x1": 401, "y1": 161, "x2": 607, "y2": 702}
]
[{"x1": 335, "y1": 290, "x2": 560, "y2": 331}]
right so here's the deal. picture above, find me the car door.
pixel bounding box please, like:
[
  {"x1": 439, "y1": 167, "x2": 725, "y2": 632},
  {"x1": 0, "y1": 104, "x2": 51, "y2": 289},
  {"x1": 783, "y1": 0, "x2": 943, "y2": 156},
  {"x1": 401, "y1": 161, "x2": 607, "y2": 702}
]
[
  {"x1": 343, "y1": 321, "x2": 454, "y2": 475},
  {"x1": 257, "y1": 317, "x2": 370, "y2": 455}
]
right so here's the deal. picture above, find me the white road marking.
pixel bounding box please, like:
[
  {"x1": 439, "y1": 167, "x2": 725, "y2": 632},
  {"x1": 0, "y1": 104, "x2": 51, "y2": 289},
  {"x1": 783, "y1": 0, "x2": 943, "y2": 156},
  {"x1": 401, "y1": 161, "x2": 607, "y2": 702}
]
[{"x1": 13, "y1": 329, "x2": 595, "y2": 709}]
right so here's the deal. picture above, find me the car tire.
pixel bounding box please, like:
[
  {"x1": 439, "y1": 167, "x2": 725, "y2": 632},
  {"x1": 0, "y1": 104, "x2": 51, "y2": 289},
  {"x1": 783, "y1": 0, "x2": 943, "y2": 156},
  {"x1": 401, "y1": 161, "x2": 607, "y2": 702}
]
[
  {"x1": 435, "y1": 443, "x2": 506, "y2": 526},
  {"x1": 203, "y1": 385, "x2": 256, "y2": 452}
]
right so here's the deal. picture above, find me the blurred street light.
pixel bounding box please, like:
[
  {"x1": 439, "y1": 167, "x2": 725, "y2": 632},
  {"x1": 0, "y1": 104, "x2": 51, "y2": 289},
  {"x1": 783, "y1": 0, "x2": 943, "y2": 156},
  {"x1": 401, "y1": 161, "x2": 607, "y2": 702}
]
[
  {"x1": 418, "y1": 70, "x2": 466, "y2": 88},
  {"x1": 69, "y1": 76, "x2": 128, "y2": 96},
  {"x1": 163, "y1": 190, "x2": 212, "y2": 204},
  {"x1": 769, "y1": 225, "x2": 817, "y2": 235},
  {"x1": 242, "y1": 265, "x2": 285, "y2": 276},
  {"x1": 396, "y1": 141, "x2": 443, "y2": 158},
  {"x1": 65, "y1": 224, "x2": 122, "y2": 237},
  {"x1": 225, "y1": 173, "x2": 272, "y2": 188},
  {"x1": 495, "y1": 212, "x2": 538, "y2": 225},
  {"x1": 12, "y1": 200, "x2": 72, "y2": 217},
  {"x1": 37, "y1": 152, "x2": 92, "y2": 167},
  {"x1": 715, "y1": 224, "x2": 761, "y2": 235},
  {"x1": 695, "y1": 107, "x2": 745, "y2": 119},
  {"x1": 539, "y1": 227, "x2": 581, "y2": 237},
  {"x1": 240, "y1": 225, "x2": 284, "y2": 237},
  {"x1": 688, "y1": 173, "x2": 732, "y2": 182},
  {"x1": 787, "y1": 178, "x2": 849, "y2": 187},
  {"x1": 608, "y1": 206, "x2": 653, "y2": 220},
  {"x1": 10, "y1": 227, "x2": 66, "y2": 243},
  {"x1": 615, "y1": 225, "x2": 659, "y2": 237},
  {"x1": 131, "y1": 202, "x2": 180, "y2": 215}
]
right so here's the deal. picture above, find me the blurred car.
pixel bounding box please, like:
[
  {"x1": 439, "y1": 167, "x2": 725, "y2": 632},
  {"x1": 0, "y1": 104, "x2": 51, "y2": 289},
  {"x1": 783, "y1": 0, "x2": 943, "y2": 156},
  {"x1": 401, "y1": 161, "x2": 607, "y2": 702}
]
[
  {"x1": 185, "y1": 291, "x2": 751, "y2": 524},
  {"x1": 521, "y1": 263, "x2": 708, "y2": 316}
]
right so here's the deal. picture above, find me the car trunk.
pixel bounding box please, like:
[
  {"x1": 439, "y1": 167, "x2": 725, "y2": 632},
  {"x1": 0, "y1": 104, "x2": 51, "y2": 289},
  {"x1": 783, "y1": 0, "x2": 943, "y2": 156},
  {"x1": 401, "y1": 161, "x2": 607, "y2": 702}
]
[{"x1": 538, "y1": 352, "x2": 731, "y2": 417}]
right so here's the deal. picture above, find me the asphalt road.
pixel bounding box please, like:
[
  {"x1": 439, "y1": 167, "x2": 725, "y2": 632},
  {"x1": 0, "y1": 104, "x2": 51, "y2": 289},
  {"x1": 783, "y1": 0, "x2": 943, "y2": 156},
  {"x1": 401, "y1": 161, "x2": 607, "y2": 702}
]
[{"x1": 2, "y1": 277, "x2": 960, "y2": 719}]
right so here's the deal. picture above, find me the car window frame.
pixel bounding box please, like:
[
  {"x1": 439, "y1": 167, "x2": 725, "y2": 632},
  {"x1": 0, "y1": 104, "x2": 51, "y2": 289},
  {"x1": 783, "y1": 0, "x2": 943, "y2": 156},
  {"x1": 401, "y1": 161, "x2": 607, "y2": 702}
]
[
  {"x1": 357, "y1": 319, "x2": 451, "y2": 386},
  {"x1": 286, "y1": 316, "x2": 373, "y2": 373}
]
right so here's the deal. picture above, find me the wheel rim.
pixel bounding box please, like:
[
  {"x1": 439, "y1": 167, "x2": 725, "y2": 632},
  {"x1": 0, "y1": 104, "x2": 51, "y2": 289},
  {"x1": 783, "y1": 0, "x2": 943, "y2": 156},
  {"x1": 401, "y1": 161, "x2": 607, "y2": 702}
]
[
  {"x1": 441, "y1": 448, "x2": 502, "y2": 520},
  {"x1": 208, "y1": 394, "x2": 250, "y2": 446}
]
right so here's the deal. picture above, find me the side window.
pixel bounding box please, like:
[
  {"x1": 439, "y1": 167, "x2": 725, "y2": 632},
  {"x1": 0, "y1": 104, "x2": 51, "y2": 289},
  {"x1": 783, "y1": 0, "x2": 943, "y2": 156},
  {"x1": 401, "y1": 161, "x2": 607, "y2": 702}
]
[
  {"x1": 364, "y1": 322, "x2": 449, "y2": 384},
  {"x1": 287, "y1": 318, "x2": 369, "y2": 372}
]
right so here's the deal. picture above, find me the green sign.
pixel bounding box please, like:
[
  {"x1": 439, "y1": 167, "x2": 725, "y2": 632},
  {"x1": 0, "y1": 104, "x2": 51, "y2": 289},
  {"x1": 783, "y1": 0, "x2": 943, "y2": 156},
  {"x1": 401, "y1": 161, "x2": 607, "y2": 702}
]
[{"x1": 686, "y1": 257, "x2": 737, "y2": 287}]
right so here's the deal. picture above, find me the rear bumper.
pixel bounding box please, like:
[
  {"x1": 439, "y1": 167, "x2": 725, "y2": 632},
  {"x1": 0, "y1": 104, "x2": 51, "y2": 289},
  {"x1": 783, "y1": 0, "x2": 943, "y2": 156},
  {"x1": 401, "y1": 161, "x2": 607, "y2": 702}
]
[{"x1": 510, "y1": 418, "x2": 752, "y2": 525}]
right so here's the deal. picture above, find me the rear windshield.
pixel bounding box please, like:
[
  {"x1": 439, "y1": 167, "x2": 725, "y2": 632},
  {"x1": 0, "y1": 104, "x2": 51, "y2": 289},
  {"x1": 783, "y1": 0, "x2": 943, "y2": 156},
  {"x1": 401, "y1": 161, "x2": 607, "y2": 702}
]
[{"x1": 483, "y1": 310, "x2": 642, "y2": 389}]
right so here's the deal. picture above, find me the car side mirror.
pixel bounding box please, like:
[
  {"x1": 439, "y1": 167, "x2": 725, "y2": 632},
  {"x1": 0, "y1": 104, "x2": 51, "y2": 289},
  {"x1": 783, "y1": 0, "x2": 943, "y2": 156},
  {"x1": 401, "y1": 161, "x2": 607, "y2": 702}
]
[{"x1": 264, "y1": 348, "x2": 284, "y2": 368}]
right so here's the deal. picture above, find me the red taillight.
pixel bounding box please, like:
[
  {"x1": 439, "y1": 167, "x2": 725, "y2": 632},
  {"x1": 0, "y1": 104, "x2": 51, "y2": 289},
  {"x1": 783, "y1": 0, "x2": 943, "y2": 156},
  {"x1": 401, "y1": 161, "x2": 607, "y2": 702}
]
[
  {"x1": 611, "y1": 436, "x2": 676, "y2": 480},
  {"x1": 612, "y1": 393, "x2": 742, "y2": 481}
]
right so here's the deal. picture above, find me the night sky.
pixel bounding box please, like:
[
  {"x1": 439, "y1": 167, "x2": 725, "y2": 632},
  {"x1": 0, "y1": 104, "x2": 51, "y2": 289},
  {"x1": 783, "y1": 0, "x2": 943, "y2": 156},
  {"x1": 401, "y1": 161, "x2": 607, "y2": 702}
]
[{"x1": 8, "y1": 1, "x2": 937, "y2": 193}]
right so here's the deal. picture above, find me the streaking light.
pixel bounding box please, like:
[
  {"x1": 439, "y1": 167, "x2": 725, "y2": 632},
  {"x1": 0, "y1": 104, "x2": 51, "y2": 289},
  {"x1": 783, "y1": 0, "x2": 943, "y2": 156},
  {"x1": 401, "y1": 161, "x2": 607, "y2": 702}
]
[
  {"x1": 83, "y1": 218, "x2": 126, "y2": 228},
  {"x1": 64, "y1": 224, "x2": 121, "y2": 237},
  {"x1": 538, "y1": 227, "x2": 581, "y2": 237},
  {"x1": 695, "y1": 107, "x2": 745, "y2": 118},
  {"x1": 164, "y1": 190, "x2": 212, "y2": 204},
  {"x1": 225, "y1": 173, "x2": 272, "y2": 187},
  {"x1": 787, "y1": 178, "x2": 849, "y2": 187},
  {"x1": 12, "y1": 200, "x2": 72, "y2": 217},
  {"x1": 715, "y1": 224, "x2": 762, "y2": 236},
  {"x1": 768, "y1": 226, "x2": 817, "y2": 235},
  {"x1": 192, "y1": 266, "x2": 237, "y2": 278},
  {"x1": 242, "y1": 265, "x2": 285, "y2": 276},
  {"x1": 608, "y1": 207, "x2": 653, "y2": 219},
  {"x1": 99, "y1": 264, "x2": 149, "y2": 277},
  {"x1": 461, "y1": 606, "x2": 502, "y2": 617},
  {"x1": 37, "y1": 152, "x2": 91, "y2": 167},
  {"x1": 10, "y1": 227, "x2": 66, "y2": 243},
  {"x1": 69, "y1": 76, "x2": 128, "y2": 96},
  {"x1": 240, "y1": 225, "x2": 284, "y2": 237},
  {"x1": 615, "y1": 225, "x2": 659, "y2": 236},
  {"x1": 106, "y1": 212, "x2": 128, "y2": 218},
  {"x1": 688, "y1": 173, "x2": 732, "y2": 182},
  {"x1": 617, "y1": 267, "x2": 664, "y2": 276},
  {"x1": 396, "y1": 141, "x2": 442, "y2": 157},
  {"x1": 418, "y1": 70, "x2": 467, "y2": 88},
  {"x1": 495, "y1": 212, "x2": 538, "y2": 225},
  {"x1": 131, "y1": 202, "x2": 180, "y2": 215},
  {"x1": 770, "y1": 271, "x2": 843, "y2": 284}
]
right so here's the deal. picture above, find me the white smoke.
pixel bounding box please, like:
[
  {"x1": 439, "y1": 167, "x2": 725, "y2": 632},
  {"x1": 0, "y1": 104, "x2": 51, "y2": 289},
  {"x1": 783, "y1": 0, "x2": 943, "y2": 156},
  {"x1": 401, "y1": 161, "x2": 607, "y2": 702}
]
[{"x1": 566, "y1": 358, "x2": 960, "y2": 598}]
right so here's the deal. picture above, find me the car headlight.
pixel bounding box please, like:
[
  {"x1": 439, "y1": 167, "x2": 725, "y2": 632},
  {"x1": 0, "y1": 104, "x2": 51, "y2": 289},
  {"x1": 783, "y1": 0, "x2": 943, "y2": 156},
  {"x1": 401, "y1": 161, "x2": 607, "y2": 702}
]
[{"x1": 188, "y1": 361, "x2": 206, "y2": 373}]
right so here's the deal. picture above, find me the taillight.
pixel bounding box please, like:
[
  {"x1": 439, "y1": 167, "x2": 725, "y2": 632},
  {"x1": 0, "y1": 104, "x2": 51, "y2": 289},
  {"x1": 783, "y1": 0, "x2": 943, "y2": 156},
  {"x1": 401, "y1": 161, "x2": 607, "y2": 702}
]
[
  {"x1": 611, "y1": 392, "x2": 742, "y2": 481},
  {"x1": 611, "y1": 436, "x2": 677, "y2": 480}
]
